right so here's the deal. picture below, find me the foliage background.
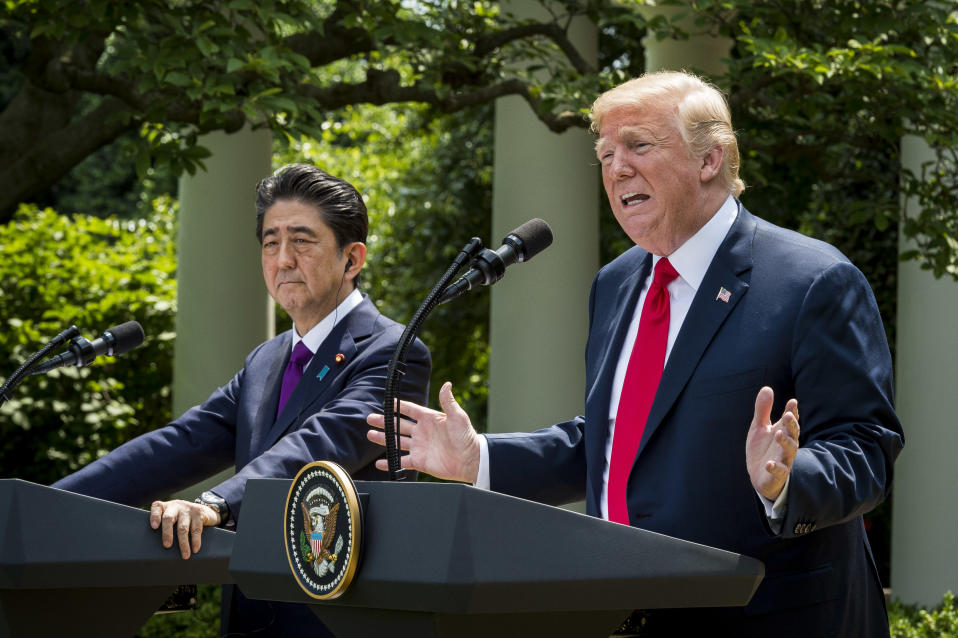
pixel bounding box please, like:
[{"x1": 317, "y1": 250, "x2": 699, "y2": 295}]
[{"x1": 0, "y1": 201, "x2": 177, "y2": 484}]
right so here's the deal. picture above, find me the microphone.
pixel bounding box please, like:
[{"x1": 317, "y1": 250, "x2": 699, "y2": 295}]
[
  {"x1": 439, "y1": 218, "x2": 553, "y2": 304},
  {"x1": 29, "y1": 321, "x2": 145, "y2": 375}
]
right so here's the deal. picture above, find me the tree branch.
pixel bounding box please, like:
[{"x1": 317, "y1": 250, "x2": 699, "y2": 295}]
[
  {"x1": 299, "y1": 70, "x2": 588, "y2": 133},
  {"x1": 474, "y1": 22, "x2": 595, "y2": 75},
  {"x1": 0, "y1": 97, "x2": 136, "y2": 220}
]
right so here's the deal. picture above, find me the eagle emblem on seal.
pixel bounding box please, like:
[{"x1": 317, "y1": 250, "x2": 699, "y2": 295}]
[{"x1": 298, "y1": 486, "x2": 345, "y2": 577}]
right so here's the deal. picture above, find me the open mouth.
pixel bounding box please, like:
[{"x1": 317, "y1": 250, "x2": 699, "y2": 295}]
[{"x1": 621, "y1": 192, "x2": 649, "y2": 207}]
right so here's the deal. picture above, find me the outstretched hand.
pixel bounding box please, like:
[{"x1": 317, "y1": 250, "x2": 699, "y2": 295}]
[
  {"x1": 366, "y1": 382, "x2": 482, "y2": 484},
  {"x1": 746, "y1": 386, "x2": 800, "y2": 501}
]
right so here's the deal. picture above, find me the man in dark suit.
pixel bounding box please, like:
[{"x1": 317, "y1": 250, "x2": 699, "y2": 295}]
[
  {"x1": 55, "y1": 163, "x2": 431, "y2": 635},
  {"x1": 367, "y1": 71, "x2": 902, "y2": 636}
]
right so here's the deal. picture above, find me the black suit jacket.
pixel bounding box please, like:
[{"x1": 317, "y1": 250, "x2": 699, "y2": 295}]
[{"x1": 486, "y1": 205, "x2": 903, "y2": 636}]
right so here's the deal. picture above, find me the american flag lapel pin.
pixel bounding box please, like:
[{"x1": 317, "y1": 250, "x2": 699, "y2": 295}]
[{"x1": 716, "y1": 287, "x2": 731, "y2": 303}]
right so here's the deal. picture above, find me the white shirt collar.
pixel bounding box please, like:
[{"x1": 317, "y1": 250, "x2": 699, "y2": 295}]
[
  {"x1": 651, "y1": 195, "x2": 738, "y2": 292},
  {"x1": 290, "y1": 288, "x2": 363, "y2": 354}
]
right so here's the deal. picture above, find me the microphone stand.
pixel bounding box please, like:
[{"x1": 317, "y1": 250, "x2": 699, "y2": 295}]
[
  {"x1": 383, "y1": 237, "x2": 483, "y2": 481},
  {"x1": 0, "y1": 325, "x2": 81, "y2": 408}
]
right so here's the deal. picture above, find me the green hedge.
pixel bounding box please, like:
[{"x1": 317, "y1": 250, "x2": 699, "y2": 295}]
[
  {"x1": 136, "y1": 585, "x2": 220, "y2": 638},
  {"x1": 0, "y1": 200, "x2": 178, "y2": 484},
  {"x1": 890, "y1": 592, "x2": 958, "y2": 637}
]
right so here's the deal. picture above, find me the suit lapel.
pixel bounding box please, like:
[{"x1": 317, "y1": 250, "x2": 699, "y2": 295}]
[
  {"x1": 635, "y1": 205, "x2": 756, "y2": 460},
  {"x1": 256, "y1": 297, "x2": 377, "y2": 455},
  {"x1": 245, "y1": 333, "x2": 292, "y2": 463}
]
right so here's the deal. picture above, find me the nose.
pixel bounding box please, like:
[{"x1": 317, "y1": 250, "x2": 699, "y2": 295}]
[
  {"x1": 609, "y1": 150, "x2": 634, "y2": 180},
  {"x1": 277, "y1": 240, "x2": 296, "y2": 269}
]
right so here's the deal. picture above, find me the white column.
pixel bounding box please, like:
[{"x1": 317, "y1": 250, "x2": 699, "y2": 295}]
[
  {"x1": 640, "y1": 6, "x2": 734, "y2": 76},
  {"x1": 173, "y1": 127, "x2": 274, "y2": 416},
  {"x1": 890, "y1": 136, "x2": 958, "y2": 606},
  {"x1": 171, "y1": 127, "x2": 273, "y2": 495},
  {"x1": 488, "y1": 4, "x2": 599, "y2": 436}
]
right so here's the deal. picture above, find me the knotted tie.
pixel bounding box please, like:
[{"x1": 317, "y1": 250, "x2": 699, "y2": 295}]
[
  {"x1": 276, "y1": 341, "x2": 313, "y2": 418},
  {"x1": 607, "y1": 258, "x2": 679, "y2": 524}
]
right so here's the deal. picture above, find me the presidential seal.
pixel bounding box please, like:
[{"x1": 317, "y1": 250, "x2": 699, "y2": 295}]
[{"x1": 284, "y1": 461, "x2": 363, "y2": 599}]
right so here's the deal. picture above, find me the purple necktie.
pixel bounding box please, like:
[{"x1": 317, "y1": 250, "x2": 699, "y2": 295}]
[{"x1": 277, "y1": 341, "x2": 313, "y2": 418}]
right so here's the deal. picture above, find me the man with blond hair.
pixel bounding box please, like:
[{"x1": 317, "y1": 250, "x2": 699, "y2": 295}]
[{"x1": 369, "y1": 71, "x2": 902, "y2": 636}]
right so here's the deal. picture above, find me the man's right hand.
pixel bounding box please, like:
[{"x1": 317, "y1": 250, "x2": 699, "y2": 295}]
[
  {"x1": 149, "y1": 499, "x2": 220, "y2": 559},
  {"x1": 366, "y1": 382, "x2": 481, "y2": 484}
]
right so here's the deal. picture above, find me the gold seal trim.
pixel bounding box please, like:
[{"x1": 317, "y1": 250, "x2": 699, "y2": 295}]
[{"x1": 284, "y1": 460, "x2": 363, "y2": 600}]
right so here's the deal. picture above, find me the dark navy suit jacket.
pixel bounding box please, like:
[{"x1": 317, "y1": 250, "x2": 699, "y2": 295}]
[
  {"x1": 486, "y1": 205, "x2": 903, "y2": 636},
  {"x1": 54, "y1": 295, "x2": 431, "y2": 635}
]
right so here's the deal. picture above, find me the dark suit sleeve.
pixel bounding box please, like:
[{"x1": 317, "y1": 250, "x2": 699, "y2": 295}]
[
  {"x1": 50, "y1": 355, "x2": 250, "y2": 506},
  {"x1": 212, "y1": 333, "x2": 431, "y2": 522},
  {"x1": 486, "y1": 418, "x2": 589, "y2": 506},
  {"x1": 780, "y1": 261, "x2": 903, "y2": 537}
]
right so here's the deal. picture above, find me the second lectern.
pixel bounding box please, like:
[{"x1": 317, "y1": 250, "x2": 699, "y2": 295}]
[{"x1": 231, "y1": 478, "x2": 764, "y2": 638}]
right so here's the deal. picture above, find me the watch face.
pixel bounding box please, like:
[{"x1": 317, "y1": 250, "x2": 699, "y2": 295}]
[
  {"x1": 197, "y1": 494, "x2": 223, "y2": 518},
  {"x1": 284, "y1": 461, "x2": 363, "y2": 600}
]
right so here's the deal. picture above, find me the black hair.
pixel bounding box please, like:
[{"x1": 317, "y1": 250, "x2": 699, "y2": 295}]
[{"x1": 255, "y1": 163, "x2": 368, "y2": 249}]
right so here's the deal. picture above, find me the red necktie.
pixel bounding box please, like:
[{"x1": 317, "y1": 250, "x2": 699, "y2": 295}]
[
  {"x1": 277, "y1": 341, "x2": 313, "y2": 418},
  {"x1": 607, "y1": 258, "x2": 679, "y2": 524}
]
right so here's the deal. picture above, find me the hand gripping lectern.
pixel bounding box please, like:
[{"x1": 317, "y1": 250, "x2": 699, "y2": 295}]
[
  {"x1": 0, "y1": 479, "x2": 235, "y2": 638},
  {"x1": 230, "y1": 479, "x2": 764, "y2": 638}
]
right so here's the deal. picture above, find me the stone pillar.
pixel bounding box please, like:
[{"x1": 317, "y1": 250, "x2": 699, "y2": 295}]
[
  {"x1": 640, "y1": 6, "x2": 734, "y2": 76},
  {"x1": 172, "y1": 127, "x2": 273, "y2": 493},
  {"x1": 890, "y1": 136, "x2": 958, "y2": 606},
  {"x1": 488, "y1": 3, "x2": 599, "y2": 436}
]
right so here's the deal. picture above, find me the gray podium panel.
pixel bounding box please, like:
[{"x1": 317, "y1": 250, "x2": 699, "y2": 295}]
[
  {"x1": 231, "y1": 478, "x2": 764, "y2": 638},
  {"x1": 0, "y1": 479, "x2": 235, "y2": 638}
]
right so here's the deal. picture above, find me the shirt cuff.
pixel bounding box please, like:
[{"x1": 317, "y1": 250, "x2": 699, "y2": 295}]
[
  {"x1": 474, "y1": 434, "x2": 491, "y2": 490},
  {"x1": 758, "y1": 476, "x2": 789, "y2": 533}
]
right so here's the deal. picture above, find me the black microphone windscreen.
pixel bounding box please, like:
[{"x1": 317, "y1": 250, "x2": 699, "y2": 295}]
[
  {"x1": 507, "y1": 218, "x2": 553, "y2": 261},
  {"x1": 107, "y1": 321, "x2": 145, "y2": 355}
]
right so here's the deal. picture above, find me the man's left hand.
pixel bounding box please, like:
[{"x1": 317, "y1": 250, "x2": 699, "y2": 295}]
[
  {"x1": 746, "y1": 386, "x2": 800, "y2": 501},
  {"x1": 149, "y1": 499, "x2": 220, "y2": 559}
]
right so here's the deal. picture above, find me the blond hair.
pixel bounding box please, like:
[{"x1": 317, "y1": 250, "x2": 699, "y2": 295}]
[{"x1": 591, "y1": 71, "x2": 745, "y2": 197}]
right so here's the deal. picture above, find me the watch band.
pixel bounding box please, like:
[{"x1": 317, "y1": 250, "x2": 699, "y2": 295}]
[{"x1": 195, "y1": 490, "x2": 230, "y2": 525}]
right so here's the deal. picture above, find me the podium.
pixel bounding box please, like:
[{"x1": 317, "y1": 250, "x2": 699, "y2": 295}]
[
  {"x1": 231, "y1": 479, "x2": 764, "y2": 638},
  {"x1": 0, "y1": 479, "x2": 235, "y2": 638}
]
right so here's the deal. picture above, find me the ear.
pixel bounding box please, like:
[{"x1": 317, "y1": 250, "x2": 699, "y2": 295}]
[
  {"x1": 342, "y1": 242, "x2": 367, "y2": 283},
  {"x1": 700, "y1": 145, "x2": 725, "y2": 184}
]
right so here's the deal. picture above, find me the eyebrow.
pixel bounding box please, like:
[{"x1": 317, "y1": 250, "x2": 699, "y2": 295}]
[
  {"x1": 262, "y1": 225, "x2": 319, "y2": 239},
  {"x1": 595, "y1": 126, "x2": 649, "y2": 151},
  {"x1": 596, "y1": 125, "x2": 669, "y2": 155}
]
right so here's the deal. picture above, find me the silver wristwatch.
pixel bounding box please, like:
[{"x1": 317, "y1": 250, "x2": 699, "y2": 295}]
[{"x1": 195, "y1": 490, "x2": 230, "y2": 525}]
